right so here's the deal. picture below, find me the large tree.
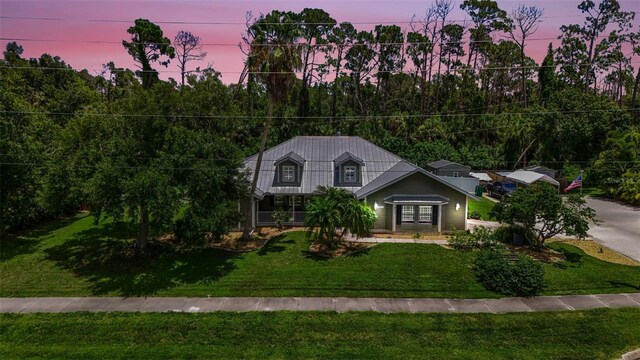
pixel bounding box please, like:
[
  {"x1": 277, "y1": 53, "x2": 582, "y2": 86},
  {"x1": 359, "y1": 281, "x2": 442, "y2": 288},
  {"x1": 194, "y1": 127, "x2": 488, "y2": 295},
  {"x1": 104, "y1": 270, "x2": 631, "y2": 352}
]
[
  {"x1": 174, "y1": 30, "x2": 207, "y2": 86},
  {"x1": 507, "y1": 4, "x2": 544, "y2": 107},
  {"x1": 557, "y1": 0, "x2": 635, "y2": 91},
  {"x1": 242, "y1": 11, "x2": 303, "y2": 239},
  {"x1": 122, "y1": 19, "x2": 175, "y2": 89},
  {"x1": 491, "y1": 184, "x2": 596, "y2": 251}
]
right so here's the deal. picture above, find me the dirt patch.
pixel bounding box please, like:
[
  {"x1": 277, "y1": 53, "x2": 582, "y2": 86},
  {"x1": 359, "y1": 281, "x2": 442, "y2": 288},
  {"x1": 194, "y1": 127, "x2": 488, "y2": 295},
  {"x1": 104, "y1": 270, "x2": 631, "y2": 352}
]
[
  {"x1": 371, "y1": 233, "x2": 448, "y2": 240},
  {"x1": 549, "y1": 239, "x2": 640, "y2": 266},
  {"x1": 507, "y1": 244, "x2": 566, "y2": 263},
  {"x1": 309, "y1": 241, "x2": 374, "y2": 258}
]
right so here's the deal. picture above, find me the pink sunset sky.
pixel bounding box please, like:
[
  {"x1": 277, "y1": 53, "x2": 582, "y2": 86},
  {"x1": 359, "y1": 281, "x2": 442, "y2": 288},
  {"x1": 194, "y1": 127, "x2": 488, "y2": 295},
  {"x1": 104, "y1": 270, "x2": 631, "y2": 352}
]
[{"x1": 1, "y1": 0, "x2": 638, "y2": 83}]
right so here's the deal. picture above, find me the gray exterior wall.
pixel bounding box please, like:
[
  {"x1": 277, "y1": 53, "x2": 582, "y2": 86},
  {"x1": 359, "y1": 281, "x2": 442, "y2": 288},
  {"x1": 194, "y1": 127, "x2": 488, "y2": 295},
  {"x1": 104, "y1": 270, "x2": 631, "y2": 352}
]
[
  {"x1": 426, "y1": 164, "x2": 471, "y2": 177},
  {"x1": 365, "y1": 172, "x2": 467, "y2": 232}
]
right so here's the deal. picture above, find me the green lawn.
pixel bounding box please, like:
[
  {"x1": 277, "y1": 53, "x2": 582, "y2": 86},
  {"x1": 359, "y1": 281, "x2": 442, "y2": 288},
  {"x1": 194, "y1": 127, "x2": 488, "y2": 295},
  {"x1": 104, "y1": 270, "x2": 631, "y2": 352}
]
[
  {"x1": 1, "y1": 214, "x2": 638, "y2": 297},
  {"x1": 468, "y1": 196, "x2": 497, "y2": 220},
  {"x1": 1, "y1": 309, "x2": 639, "y2": 359}
]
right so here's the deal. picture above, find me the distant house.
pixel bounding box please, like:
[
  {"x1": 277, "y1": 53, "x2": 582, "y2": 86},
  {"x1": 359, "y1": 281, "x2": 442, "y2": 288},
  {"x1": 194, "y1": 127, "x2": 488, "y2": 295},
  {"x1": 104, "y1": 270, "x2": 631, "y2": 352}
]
[
  {"x1": 525, "y1": 165, "x2": 557, "y2": 179},
  {"x1": 243, "y1": 137, "x2": 478, "y2": 233},
  {"x1": 425, "y1": 159, "x2": 471, "y2": 177}
]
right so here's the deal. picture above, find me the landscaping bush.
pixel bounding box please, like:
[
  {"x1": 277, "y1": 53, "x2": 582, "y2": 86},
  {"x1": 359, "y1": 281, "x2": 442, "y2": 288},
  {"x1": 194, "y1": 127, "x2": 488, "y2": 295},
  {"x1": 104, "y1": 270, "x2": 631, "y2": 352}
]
[
  {"x1": 448, "y1": 226, "x2": 505, "y2": 251},
  {"x1": 474, "y1": 250, "x2": 545, "y2": 297},
  {"x1": 272, "y1": 208, "x2": 292, "y2": 230},
  {"x1": 468, "y1": 210, "x2": 483, "y2": 220}
]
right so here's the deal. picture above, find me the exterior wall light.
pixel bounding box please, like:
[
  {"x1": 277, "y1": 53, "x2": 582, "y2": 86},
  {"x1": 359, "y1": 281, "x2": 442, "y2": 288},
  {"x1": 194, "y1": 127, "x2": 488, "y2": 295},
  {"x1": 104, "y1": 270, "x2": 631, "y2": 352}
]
[
  {"x1": 374, "y1": 202, "x2": 384, "y2": 210},
  {"x1": 455, "y1": 202, "x2": 460, "y2": 211}
]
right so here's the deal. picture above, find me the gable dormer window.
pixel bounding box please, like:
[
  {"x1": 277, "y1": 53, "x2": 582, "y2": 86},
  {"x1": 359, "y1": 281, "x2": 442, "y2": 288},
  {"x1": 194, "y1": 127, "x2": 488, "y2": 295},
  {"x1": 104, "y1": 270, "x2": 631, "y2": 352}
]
[
  {"x1": 282, "y1": 165, "x2": 295, "y2": 182},
  {"x1": 273, "y1": 151, "x2": 304, "y2": 186},
  {"x1": 344, "y1": 165, "x2": 356, "y2": 183},
  {"x1": 334, "y1": 152, "x2": 364, "y2": 186}
]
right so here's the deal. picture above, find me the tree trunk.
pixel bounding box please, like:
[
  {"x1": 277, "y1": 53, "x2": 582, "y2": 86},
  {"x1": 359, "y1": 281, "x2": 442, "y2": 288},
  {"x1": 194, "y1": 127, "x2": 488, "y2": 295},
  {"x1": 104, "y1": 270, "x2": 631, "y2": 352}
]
[
  {"x1": 136, "y1": 206, "x2": 149, "y2": 253},
  {"x1": 632, "y1": 67, "x2": 640, "y2": 106},
  {"x1": 242, "y1": 101, "x2": 273, "y2": 239},
  {"x1": 329, "y1": 48, "x2": 343, "y2": 123},
  {"x1": 520, "y1": 45, "x2": 527, "y2": 107}
]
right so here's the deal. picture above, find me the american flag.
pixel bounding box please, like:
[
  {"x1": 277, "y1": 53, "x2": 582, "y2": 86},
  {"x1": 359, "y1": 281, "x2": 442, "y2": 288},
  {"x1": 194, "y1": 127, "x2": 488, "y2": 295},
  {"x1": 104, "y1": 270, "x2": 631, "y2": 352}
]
[{"x1": 564, "y1": 173, "x2": 583, "y2": 192}]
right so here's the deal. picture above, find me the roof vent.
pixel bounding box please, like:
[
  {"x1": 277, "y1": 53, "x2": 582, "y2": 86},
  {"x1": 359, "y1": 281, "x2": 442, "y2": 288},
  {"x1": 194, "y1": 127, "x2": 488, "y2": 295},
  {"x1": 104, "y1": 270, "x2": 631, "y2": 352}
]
[{"x1": 336, "y1": 131, "x2": 341, "y2": 136}]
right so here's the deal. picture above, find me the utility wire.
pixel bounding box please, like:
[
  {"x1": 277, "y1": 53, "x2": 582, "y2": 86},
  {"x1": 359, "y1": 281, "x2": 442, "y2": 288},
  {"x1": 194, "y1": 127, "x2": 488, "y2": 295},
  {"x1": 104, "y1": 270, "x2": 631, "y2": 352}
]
[
  {"x1": 0, "y1": 36, "x2": 615, "y2": 47},
  {"x1": 2, "y1": 63, "x2": 638, "y2": 74},
  {"x1": 0, "y1": 14, "x2": 591, "y2": 25},
  {"x1": 1, "y1": 108, "x2": 635, "y2": 121}
]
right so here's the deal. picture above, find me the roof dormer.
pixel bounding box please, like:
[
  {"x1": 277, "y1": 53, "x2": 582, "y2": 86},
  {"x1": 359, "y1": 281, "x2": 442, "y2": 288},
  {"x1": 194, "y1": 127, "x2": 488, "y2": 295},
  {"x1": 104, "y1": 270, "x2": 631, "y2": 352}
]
[
  {"x1": 273, "y1": 151, "x2": 304, "y2": 186},
  {"x1": 334, "y1": 152, "x2": 364, "y2": 187}
]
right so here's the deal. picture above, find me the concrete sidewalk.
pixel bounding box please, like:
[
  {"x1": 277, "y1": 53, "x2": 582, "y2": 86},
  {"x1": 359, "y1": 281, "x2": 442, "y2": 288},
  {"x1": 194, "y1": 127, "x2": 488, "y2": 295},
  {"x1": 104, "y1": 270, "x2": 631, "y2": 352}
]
[{"x1": 2, "y1": 294, "x2": 639, "y2": 314}]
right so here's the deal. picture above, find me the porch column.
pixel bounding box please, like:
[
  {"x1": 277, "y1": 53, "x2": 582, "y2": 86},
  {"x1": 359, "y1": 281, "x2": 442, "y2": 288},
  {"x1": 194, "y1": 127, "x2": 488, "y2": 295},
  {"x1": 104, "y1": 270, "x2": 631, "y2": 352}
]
[
  {"x1": 292, "y1": 196, "x2": 296, "y2": 226},
  {"x1": 392, "y1": 204, "x2": 397, "y2": 232},
  {"x1": 437, "y1": 204, "x2": 442, "y2": 233},
  {"x1": 251, "y1": 198, "x2": 256, "y2": 228},
  {"x1": 464, "y1": 196, "x2": 468, "y2": 231}
]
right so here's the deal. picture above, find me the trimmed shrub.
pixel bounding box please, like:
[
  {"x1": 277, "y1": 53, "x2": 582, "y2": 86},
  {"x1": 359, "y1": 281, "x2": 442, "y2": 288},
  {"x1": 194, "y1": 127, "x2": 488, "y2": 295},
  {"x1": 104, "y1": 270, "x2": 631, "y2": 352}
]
[
  {"x1": 474, "y1": 250, "x2": 545, "y2": 297},
  {"x1": 272, "y1": 208, "x2": 292, "y2": 230},
  {"x1": 468, "y1": 210, "x2": 483, "y2": 220},
  {"x1": 448, "y1": 226, "x2": 505, "y2": 251}
]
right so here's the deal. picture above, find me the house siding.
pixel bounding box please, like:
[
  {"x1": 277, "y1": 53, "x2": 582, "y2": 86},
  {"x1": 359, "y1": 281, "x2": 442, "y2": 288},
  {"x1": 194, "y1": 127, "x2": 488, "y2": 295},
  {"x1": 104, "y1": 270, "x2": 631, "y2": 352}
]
[{"x1": 366, "y1": 172, "x2": 467, "y2": 232}]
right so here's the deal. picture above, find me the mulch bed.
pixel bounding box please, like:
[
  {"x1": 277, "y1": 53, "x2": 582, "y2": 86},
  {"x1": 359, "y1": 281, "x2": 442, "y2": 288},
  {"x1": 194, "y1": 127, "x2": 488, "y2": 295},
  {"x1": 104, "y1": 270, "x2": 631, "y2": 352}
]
[{"x1": 309, "y1": 240, "x2": 374, "y2": 258}]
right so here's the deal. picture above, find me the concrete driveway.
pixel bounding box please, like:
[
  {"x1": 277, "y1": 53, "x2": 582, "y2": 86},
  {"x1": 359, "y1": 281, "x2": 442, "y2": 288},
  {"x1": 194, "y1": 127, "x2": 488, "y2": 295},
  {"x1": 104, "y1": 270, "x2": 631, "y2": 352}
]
[{"x1": 586, "y1": 197, "x2": 640, "y2": 262}]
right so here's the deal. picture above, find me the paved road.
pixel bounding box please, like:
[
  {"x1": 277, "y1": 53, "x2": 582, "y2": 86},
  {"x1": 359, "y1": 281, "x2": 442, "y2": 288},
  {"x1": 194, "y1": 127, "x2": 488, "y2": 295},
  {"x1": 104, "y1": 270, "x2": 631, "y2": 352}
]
[
  {"x1": 586, "y1": 197, "x2": 640, "y2": 262},
  {"x1": 1, "y1": 294, "x2": 639, "y2": 314}
]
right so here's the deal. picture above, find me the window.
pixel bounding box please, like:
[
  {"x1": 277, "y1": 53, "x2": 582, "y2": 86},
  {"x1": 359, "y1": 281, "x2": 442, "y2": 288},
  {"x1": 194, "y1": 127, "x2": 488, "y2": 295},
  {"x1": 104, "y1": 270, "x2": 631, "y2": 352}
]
[
  {"x1": 418, "y1": 206, "x2": 432, "y2": 223},
  {"x1": 288, "y1": 196, "x2": 302, "y2": 207},
  {"x1": 274, "y1": 195, "x2": 284, "y2": 206},
  {"x1": 401, "y1": 206, "x2": 415, "y2": 223},
  {"x1": 282, "y1": 165, "x2": 295, "y2": 182},
  {"x1": 452, "y1": 172, "x2": 459, "y2": 177},
  {"x1": 344, "y1": 165, "x2": 356, "y2": 183}
]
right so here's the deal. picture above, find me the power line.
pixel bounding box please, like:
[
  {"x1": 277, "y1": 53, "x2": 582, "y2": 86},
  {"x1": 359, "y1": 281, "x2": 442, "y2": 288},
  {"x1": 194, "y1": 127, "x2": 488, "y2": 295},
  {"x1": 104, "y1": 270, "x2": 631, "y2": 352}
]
[
  {"x1": 1, "y1": 36, "x2": 613, "y2": 47},
  {"x1": 1, "y1": 108, "x2": 636, "y2": 120},
  {"x1": 0, "y1": 14, "x2": 590, "y2": 26},
  {"x1": 2, "y1": 62, "x2": 638, "y2": 74}
]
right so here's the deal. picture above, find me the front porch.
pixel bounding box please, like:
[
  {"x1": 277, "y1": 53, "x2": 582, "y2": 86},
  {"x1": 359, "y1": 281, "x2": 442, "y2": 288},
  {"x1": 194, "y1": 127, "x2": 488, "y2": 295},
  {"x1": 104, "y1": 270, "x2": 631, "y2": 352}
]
[
  {"x1": 384, "y1": 195, "x2": 449, "y2": 233},
  {"x1": 254, "y1": 194, "x2": 308, "y2": 226}
]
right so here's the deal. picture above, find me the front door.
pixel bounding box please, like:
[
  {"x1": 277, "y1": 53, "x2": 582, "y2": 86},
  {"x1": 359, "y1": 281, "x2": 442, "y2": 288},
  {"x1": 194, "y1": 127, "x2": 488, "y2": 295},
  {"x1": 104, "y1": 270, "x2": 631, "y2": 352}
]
[{"x1": 396, "y1": 205, "x2": 402, "y2": 226}]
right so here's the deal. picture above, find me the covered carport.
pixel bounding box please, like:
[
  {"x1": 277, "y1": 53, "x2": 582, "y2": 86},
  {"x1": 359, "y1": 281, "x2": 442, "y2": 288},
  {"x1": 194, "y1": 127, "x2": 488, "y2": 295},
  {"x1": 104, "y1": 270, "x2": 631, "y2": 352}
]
[{"x1": 506, "y1": 170, "x2": 559, "y2": 188}]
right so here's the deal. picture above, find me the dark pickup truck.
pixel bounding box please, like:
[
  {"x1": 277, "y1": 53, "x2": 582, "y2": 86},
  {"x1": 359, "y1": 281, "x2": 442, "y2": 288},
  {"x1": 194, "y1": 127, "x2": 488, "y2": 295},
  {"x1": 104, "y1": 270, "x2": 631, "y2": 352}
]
[{"x1": 487, "y1": 181, "x2": 517, "y2": 199}]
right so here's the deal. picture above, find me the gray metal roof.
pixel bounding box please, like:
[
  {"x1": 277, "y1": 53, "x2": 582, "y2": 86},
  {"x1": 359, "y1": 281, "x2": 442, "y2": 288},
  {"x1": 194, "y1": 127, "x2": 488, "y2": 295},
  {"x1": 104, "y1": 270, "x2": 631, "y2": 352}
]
[
  {"x1": 244, "y1": 136, "x2": 477, "y2": 198},
  {"x1": 334, "y1": 151, "x2": 364, "y2": 166},
  {"x1": 274, "y1": 151, "x2": 305, "y2": 166},
  {"x1": 383, "y1": 195, "x2": 450, "y2": 204},
  {"x1": 426, "y1": 159, "x2": 469, "y2": 169}
]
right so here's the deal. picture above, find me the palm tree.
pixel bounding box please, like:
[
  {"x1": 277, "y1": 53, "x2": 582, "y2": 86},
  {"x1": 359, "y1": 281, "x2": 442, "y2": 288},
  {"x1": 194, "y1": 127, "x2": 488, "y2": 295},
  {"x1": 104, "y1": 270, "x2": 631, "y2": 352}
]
[
  {"x1": 242, "y1": 11, "x2": 303, "y2": 239},
  {"x1": 307, "y1": 186, "x2": 376, "y2": 247},
  {"x1": 305, "y1": 196, "x2": 341, "y2": 247}
]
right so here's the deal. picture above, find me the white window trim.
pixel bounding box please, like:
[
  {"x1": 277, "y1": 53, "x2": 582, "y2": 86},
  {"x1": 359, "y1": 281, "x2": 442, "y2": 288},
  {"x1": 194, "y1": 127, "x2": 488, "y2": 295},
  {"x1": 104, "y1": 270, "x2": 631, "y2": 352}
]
[
  {"x1": 418, "y1": 205, "x2": 433, "y2": 223},
  {"x1": 344, "y1": 165, "x2": 357, "y2": 183},
  {"x1": 282, "y1": 165, "x2": 295, "y2": 182},
  {"x1": 452, "y1": 171, "x2": 459, "y2": 177},
  {"x1": 401, "y1": 206, "x2": 415, "y2": 223}
]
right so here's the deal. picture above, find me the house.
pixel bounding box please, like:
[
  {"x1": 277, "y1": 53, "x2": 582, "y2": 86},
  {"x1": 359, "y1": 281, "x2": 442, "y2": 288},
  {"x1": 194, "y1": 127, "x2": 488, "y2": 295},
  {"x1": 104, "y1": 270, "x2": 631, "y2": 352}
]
[
  {"x1": 525, "y1": 165, "x2": 557, "y2": 179},
  {"x1": 425, "y1": 159, "x2": 471, "y2": 177},
  {"x1": 242, "y1": 136, "x2": 478, "y2": 233}
]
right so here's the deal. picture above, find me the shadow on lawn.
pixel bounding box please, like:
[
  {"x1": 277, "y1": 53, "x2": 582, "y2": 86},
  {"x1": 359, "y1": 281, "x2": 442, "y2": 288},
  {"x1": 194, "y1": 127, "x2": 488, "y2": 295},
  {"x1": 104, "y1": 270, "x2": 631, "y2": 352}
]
[
  {"x1": 256, "y1": 235, "x2": 292, "y2": 256},
  {"x1": 0, "y1": 215, "x2": 84, "y2": 262},
  {"x1": 44, "y1": 222, "x2": 239, "y2": 296},
  {"x1": 552, "y1": 247, "x2": 584, "y2": 269}
]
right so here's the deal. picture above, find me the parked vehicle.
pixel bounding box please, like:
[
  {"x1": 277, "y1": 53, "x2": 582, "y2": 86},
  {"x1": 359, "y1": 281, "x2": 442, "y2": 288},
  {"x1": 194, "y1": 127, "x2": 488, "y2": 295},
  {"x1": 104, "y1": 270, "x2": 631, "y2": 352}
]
[{"x1": 487, "y1": 181, "x2": 517, "y2": 199}]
